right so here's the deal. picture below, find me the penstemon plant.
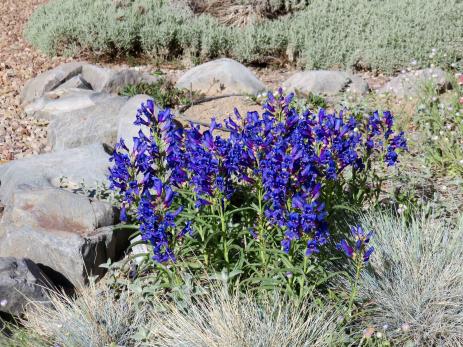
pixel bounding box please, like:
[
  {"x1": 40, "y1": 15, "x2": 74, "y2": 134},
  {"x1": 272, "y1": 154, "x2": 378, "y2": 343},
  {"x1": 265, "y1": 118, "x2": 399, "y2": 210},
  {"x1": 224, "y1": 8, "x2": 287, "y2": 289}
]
[{"x1": 108, "y1": 89, "x2": 407, "y2": 296}]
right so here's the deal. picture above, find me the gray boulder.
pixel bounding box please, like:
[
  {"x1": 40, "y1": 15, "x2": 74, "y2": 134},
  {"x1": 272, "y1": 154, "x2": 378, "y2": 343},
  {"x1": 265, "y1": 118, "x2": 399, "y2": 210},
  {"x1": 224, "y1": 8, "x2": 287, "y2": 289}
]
[
  {"x1": 0, "y1": 257, "x2": 51, "y2": 316},
  {"x1": 1, "y1": 188, "x2": 116, "y2": 233},
  {"x1": 24, "y1": 88, "x2": 102, "y2": 121},
  {"x1": 176, "y1": 58, "x2": 266, "y2": 96},
  {"x1": 23, "y1": 88, "x2": 128, "y2": 150},
  {"x1": 81, "y1": 64, "x2": 159, "y2": 94},
  {"x1": 47, "y1": 94, "x2": 128, "y2": 151},
  {"x1": 56, "y1": 74, "x2": 91, "y2": 91},
  {"x1": 0, "y1": 143, "x2": 110, "y2": 205},
  {"x1": 282, "y1": 70, "x2": 370, "y2": 96},
  {"x1": 378, "y1": 68, "x2": 449, "y2": 97},
  {"x1": 0, "y1": 224, "x2": 130, "y2": 287},
  {"x1": 116, "y1": 94, "x2": 154, "y2": 149},
  {"x1": 20, "y1": 62, "x2": 83, "y2": 106},
  {"x1": 0, "y1": 144, "x2": 131, "y2": 287}
]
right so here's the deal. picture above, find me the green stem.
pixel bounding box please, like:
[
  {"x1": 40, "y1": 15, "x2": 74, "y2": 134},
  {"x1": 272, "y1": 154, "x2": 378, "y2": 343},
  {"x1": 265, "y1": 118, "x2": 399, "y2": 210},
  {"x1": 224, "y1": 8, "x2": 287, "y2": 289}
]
[
  {"x1": 217, "y1": 197, "x2": 229, "y2": 268},
  {"x1": 348, "y1": 258, "x2": 362, "y2": 316},
  {"x1": 256, "y1": 182, "x2": 267, "y2": 267}
]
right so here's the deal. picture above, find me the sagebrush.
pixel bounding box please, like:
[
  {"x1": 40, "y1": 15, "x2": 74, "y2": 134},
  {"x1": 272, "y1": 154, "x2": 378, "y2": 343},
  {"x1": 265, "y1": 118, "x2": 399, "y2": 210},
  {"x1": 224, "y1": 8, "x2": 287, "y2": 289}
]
[{"x1": 25, "y1": 0, "x2": 463, "y2": 72}]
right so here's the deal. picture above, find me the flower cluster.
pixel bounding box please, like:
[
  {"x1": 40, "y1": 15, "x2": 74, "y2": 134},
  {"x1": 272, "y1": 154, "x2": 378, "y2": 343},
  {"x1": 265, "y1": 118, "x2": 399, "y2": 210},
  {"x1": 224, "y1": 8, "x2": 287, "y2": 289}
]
[
  {"x1": 109, "y1": 89, "x2": 406, "y2": 262},
  {"x1": 337, "y1": 226, "x2": 374, "y2": 262}
]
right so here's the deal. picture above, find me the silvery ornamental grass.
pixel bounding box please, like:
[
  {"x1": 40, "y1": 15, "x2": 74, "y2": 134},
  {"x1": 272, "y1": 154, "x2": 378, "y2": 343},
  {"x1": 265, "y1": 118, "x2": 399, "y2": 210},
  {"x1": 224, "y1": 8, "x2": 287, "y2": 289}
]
[{"x1": 358, "y1": 211, "x2": 463, "y2": 346}]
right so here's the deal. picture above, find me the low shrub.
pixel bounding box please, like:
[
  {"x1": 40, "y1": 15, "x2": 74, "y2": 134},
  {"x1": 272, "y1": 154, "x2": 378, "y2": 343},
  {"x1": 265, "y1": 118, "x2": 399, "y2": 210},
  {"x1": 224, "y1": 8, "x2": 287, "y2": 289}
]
[{"x1": 25, "y1": 0, "x2": 463, "y2": 72}]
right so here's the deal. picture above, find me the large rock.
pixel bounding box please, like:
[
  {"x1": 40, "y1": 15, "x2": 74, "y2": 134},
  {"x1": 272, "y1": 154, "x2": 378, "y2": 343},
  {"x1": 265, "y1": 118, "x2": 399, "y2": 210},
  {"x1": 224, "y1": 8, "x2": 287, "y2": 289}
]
[
  {"x1": 24, "y1": 88, "x2": 102, "y2": 121},
  {"x1": 282, "y1": 70, "x2": 370, "y2": 96},
  {"x1": 56, "y1": 75, "x2": 91, "y2": 91},
  {"x1": 0, "y1": 224, "x2": 130, "y2": 287},
  {"x1": 0, "y1": 144, "x2": 110, "y2": 205},
  {"x1": 1, "y1": 188, "x2": 116, "y2": 233},
  {"x1": 21, "y1": 62, "x2": 159, "y2": 109},
  {"x1": 116, "y1": 94, "x2": 154, "y2": 149},
  {"x1": 378, "y1": 68, "x2": 449, "y2": 97},
  {"x1": 23, "y1": 88, "x2": 128, "y2": 150},
  {"x1": 0, "y1": 144, "x2": 130, "y2": 287},
  {"x1": 20, "y1": 62, "x2": 83, "y2": 106},
  {"x1": 0, "y1": 257, "x2": 51, "y2": 316},
  {"x1": 81, "y1": 64, "x2": 159, "y2": 94},
  {"x1": 47, "y1": 94, "x2": 128, "y2": 151},
  {"x1": 176, "y1": 58, "x2": 266, "y2": 96}
]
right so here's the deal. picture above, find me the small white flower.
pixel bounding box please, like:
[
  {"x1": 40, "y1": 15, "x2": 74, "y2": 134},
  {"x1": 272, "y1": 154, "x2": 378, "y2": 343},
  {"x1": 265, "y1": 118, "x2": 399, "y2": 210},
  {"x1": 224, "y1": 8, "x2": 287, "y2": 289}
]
[
  {"x1": 401, "y1": 69, "x2": 406, "y2": 74},
  {"x1": 430, "y1": 63, "x2": 435, "y2": 68},
  {"x1": 432, "y1": 135, "x2": 439, "y2": 141},
  {"x1": 402, "y1": 323, "x2": 411, "y2": 332},
  {"x1": 353, "y1": 127, "x2": 359, "y2": 132},
  {"x1": 432, "y1": 96, "x2": 438, "y2": 102},
  {"x1": 442, "y1": 185, "x2": 448, "y2": 191},
  {"x1": 439, "y1": 131, "x2": 444, "y2": 136},
  {"x1": 383, "y1": 324, "x2": 389, "y2": 330},
  {"x1": 0, "y1": 299, "x2": 7, "y2": 307},
  {"x1": 459, "y1": 159, "x2": 463, "y2": 165},
  {"x1": 376, "y1": 332, "x2": 383, "y2": 338},
  {"x1": 411, "y1": 59, "x2": 417, "y2": 65},
  {"x1": 432, "y1": 48, "x2": 437, "y2": 53}
]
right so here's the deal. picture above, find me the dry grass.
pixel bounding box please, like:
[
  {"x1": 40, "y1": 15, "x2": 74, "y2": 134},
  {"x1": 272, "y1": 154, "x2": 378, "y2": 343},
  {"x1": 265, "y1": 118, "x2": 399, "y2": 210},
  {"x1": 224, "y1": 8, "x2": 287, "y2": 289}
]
[{"x1": 358, "y1": 212, "x2": 463, "y2": 346}]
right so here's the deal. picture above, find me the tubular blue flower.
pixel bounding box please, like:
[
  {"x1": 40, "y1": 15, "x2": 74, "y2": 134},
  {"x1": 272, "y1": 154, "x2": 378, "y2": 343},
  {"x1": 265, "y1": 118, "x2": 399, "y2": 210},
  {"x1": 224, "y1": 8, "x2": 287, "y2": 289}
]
[{"x1": 337, "y1": 239, "x2": 354, "y2": 258}]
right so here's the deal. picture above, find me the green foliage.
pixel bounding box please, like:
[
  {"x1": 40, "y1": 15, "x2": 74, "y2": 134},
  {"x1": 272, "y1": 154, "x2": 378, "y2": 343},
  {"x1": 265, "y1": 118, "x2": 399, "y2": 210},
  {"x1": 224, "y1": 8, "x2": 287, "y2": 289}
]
[
  {"x1": 414, "y1": 75, "x2": 463, "y2": 177},
  {"x1": 25, "y1": 0, "x2": 463, "y2": 72},
  {"x1": 121, "y1": 77, "x2": 203, "y2": 108}
]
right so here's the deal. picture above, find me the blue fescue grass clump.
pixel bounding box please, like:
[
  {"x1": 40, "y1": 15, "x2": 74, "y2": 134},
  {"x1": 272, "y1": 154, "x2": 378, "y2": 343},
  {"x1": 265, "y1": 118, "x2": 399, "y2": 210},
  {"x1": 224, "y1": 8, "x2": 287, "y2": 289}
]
[{"x1": 108, "y1": 89, "x2": 406, "y2": 295}]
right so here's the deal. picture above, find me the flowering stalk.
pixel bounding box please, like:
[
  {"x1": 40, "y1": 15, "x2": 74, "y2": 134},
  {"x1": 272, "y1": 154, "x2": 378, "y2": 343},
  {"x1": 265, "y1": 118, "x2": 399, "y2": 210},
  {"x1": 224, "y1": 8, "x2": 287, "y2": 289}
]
[{"x1": 337, "y1": 226, "x2": 374, "y2": 315}]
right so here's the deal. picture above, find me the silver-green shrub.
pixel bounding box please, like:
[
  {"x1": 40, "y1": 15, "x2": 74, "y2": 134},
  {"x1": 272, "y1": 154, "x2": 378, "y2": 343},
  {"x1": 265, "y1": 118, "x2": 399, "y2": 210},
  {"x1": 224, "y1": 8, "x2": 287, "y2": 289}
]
[
  {"x1": 358, "y1": 212, "x2": 463, "y2": 345},
  {"x1": 25, "y1": 0, "x2": 463, "y2": 72}
]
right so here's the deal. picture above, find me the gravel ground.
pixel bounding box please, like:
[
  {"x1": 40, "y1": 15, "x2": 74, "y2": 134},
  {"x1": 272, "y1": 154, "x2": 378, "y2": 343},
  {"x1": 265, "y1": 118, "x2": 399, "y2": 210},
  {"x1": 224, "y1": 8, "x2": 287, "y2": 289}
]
[{"x1": 0, "y1": 0, "x2": 71, "y2": 161}]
